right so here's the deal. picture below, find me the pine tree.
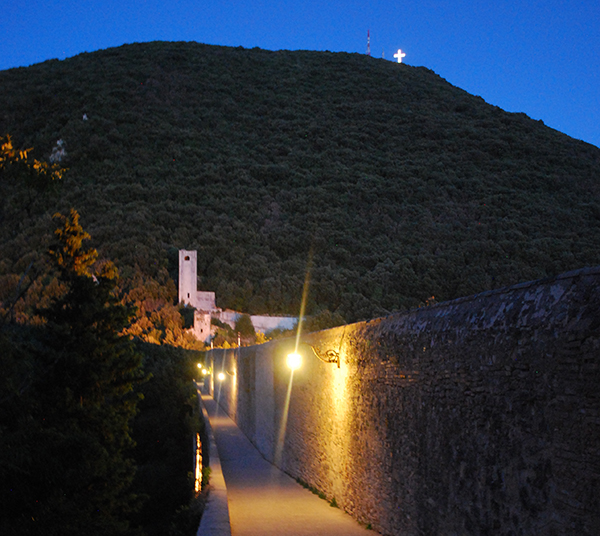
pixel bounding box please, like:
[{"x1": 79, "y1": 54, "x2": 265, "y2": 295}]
[{"x1": 1, "y1": 209, "x2": 144, "y2": 535}]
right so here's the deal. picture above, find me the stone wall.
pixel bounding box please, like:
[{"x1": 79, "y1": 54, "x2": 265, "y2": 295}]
[
  {"x1": 213, "y1": 309, "x2": 297, "y2": 334},
  {"x1": 208, "y1": 267, "x2": 600, "y2": 535},
  {"x1": 250, "y1": 313, "x2": 297, "y2": 334}
]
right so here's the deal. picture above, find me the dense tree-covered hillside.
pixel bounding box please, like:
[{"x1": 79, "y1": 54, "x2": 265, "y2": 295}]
[{"x1": 1, "y1": 41, "x2": 599, "y2": 327}]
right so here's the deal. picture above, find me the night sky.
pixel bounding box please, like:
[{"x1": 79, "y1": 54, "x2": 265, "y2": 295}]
[{"x1": 2, "y1": 0, "x2": 599, "y2": 148}]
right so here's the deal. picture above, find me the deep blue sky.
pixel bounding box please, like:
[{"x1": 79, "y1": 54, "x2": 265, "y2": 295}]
[{"x1": 2, "y1": 1, "x2": 599, "y2": 148}]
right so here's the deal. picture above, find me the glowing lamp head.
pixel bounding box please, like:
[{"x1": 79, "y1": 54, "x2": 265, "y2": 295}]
[
  {"x1": 201, "y1": 368, "x2": 208, "y2": 375},
  {"x1": 217, "y1": 372, "x2": 226, "y2": 381},
  {"x1": 197, "y1": 363, "x2": 202, "y2": 368},
  {"x1": 287, "y1": 352, "x2": 302, "y2": 371}
]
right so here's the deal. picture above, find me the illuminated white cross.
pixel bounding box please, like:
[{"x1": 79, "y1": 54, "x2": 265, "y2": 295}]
[{"x1": 394, "y1": 49, "x2": 406, "y2": 63}]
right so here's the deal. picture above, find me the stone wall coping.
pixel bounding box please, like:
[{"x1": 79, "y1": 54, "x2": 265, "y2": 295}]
[{"x1": 358, "y1": 265, "x2": 600, "y2": 328}]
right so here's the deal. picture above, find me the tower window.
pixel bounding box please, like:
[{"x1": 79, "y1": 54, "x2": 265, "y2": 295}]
[{"x1": 185, "y1": 256, "x2": 190, "y2": 261}]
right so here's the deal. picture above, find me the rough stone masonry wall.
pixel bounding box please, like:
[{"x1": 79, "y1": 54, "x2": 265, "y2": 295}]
[{"x1": 208, "y1": 267, "x2": 600, "y2": 535}]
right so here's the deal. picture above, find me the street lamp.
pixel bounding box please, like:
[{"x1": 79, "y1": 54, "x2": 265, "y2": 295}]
[{"x1": 217, "y1": 372, "x2": 226, "y2": 381}]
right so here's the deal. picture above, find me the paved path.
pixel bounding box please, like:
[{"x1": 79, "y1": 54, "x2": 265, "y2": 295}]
[{"x1": 200, "y1": 393, "x2": 373, "y2": 536}]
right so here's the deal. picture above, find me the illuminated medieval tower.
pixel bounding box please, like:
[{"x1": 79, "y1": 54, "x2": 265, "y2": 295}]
[
  {"x1": 179, "y1": 249, "x2": 198, "y2": 306},
  {"x1": 178, "y1": 249, "x2": 216, "y2": 310},
  {"x1": 179, "y1": 249, "x2": 216, "y2": 343}
]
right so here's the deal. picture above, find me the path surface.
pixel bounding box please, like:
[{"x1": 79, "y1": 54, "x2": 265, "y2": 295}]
[{"x1": 201, "y1": 393, "x2": 373, "y2": 536}]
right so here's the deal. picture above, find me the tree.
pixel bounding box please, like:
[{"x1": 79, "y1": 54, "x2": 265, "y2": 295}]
[
  {"x1": 0, "y1": 134, "x2": 65, "y2": 218},
  {"x1": 234, "y1": 313, "x2": 256, "y2": 342},
  {"x1": 0, "y1": 134, "x2": 65, "y2": 189},
  {"x1": 0, "y1": 209, "x2": 144, "y2": 535}
]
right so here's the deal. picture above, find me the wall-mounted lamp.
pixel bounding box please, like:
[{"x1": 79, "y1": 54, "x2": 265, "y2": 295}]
[
  {"x1": 288, "y1": 342, "x2": 340, "y2": 369},
  {"x1": 217, "y1": 372, "x2": 226, "y2": 381}
]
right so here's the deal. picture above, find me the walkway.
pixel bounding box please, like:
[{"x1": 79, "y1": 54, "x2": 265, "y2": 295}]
[{"x1": 198, "y1": 392, "x2": 373, "y2": 536}]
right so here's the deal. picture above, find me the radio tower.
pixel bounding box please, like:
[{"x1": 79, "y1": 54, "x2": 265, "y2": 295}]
[{"x1": 367, "y1": 30, "x2": 371, "y2": 56}]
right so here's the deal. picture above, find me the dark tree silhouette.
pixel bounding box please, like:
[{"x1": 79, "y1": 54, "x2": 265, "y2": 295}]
[{"x1": 0, "y1": 209, "x2": 144, "y2": 536}]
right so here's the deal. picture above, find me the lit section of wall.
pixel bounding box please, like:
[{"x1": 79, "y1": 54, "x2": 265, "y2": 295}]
[{"x1": 194, "y1": 433, "x2": 202, "y2": 493}]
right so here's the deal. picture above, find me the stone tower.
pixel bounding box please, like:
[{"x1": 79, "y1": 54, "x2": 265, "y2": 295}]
[
  {"x1": 179, "y1": 249, "x2": 197, "y2": 306},
  {"x1": 179, "y1": 249, "x2": 217, "y2": 311}
]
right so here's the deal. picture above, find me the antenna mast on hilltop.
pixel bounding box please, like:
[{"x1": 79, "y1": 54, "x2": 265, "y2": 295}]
[{"x1": 367, "y1": 30, "x2": 371, "y2": 56}]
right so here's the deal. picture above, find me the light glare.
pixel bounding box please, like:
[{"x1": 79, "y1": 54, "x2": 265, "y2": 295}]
[
  {"x1": 287, "y1": 352, "x2": 302, "y2": 371},
  {"x1": 217, "y1": 372, "x2": 226, "y2": 381}
]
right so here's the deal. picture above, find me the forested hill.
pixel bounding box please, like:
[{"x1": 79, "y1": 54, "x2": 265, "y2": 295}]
[{"x1": 1, "y1": 41, "x2": 599, "y2": 328}]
